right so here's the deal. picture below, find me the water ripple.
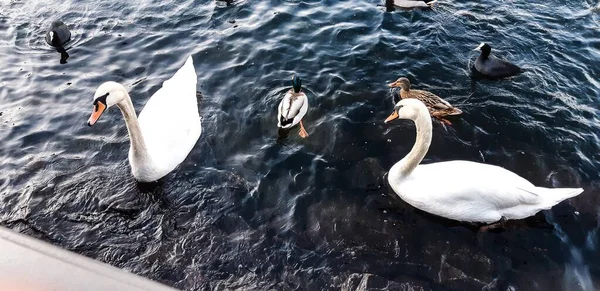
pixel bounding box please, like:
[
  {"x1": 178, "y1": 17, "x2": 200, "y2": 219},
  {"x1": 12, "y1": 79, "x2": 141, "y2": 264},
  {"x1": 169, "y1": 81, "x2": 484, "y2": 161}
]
[{"x1": 1, "y1": 0, "x2": 600, "y2": 290}]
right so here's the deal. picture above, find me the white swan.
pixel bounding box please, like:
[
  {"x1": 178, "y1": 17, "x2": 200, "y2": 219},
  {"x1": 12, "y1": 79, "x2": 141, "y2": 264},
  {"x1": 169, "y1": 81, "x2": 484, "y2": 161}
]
[
  {"x1": 87, "y1": 55, "x2": 201, "y2": 182},
  {"x1": 384, "y1": 98, "x2": 583, "y2": 226},
  {"x1": 277, "y1": 75, "x2": 309, "y2": 138},
  {"x1": 392, "y1": 0, "x2": 437, "y2": 9}
]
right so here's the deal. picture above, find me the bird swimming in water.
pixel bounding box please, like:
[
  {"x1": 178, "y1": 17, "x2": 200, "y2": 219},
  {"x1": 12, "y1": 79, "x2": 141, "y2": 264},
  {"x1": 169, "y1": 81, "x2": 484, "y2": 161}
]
[
  {"x1": 388, "y1": 77, "x2": 462, "y2": 125},
  {"x1": 277, "y1": 75, "x2": 309, "y2": 138},
  {"x1": 45, "y1": 20, "x2": 71, "y2": 48},
  {"x1": 45, "y1": 20, "x2": 71, "y2": 64},
  {"x1": 383, "y1": 98, "x2": 583, "y2": 231},
  {"x1": 473, "y1": 43, "x2": 522, "y2": 79},
  {"x1": 388, "y1": 0, "x2": 437, "y2": 9}
]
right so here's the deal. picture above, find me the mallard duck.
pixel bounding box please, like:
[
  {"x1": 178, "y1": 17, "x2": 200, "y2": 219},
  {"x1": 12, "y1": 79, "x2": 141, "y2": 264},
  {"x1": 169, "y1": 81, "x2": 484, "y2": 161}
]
[
  {"x1": 473, "y1": 43, "x2": 522, "y2": 78},
  {"x1": 388, "y1": 77, "x2": 462, "y2": 125},
  {"x1": 88, "y1": 56, "x2": 202, "y2": 182},
  {"x1": 384, "y1": 98, "x2": 583, "y2": 231},
  {"x1": 45, "y1": 20, "x2": 71, "y2": 48},
  {"x1": 277, "y1": 75, "x2": 309, "y2": 138}
]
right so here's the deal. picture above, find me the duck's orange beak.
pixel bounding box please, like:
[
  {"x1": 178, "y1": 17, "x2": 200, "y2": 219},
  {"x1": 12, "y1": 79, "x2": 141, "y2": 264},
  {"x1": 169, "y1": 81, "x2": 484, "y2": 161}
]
[
  {"x1": 87, "y1": 102, "x2": 106, "y2": 126},
  {"x1": 384, "y1": 111, "x2": 399, "y2": 123},
  {"x1": 388, "y1": 81, "x2": 398, "y2": 88}
]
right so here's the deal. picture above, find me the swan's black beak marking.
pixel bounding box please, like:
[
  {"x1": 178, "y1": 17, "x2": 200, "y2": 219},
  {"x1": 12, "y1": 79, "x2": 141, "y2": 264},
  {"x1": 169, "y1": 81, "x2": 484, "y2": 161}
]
[{"x1": 88, "y1": 93, "x2": 109, "y2": 127}]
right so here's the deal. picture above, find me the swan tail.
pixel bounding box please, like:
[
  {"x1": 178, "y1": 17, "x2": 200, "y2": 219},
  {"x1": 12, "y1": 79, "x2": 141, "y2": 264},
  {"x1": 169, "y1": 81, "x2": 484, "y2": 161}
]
[
  {"x1": 184, "y1": 55, "x2": 194, "y2": 68},
  {"x1": 181, "y1": 55, "x2": 196, "y2": 81},
  {"x1": 426, "y1": 0, "x2": 437, "y2": 6},
  {"x1": 163, "y1": 55, "x2": 197, "y2": 90},
  {"x1": 536, "y1": 187, "x2": 583, "y2": 208}
]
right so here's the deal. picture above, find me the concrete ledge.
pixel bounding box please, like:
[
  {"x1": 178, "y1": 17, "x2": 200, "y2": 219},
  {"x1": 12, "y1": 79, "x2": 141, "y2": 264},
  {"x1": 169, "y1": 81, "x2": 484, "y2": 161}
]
[{"x1": 0, "y1": 226, "x2": 179, "y2": 291}]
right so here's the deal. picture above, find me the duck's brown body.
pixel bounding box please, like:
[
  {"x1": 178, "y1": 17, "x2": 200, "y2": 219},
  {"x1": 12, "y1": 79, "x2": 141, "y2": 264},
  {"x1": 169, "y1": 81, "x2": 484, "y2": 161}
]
[{"x1": 389, "y1": 77, "x2": 462, "y2": 125}]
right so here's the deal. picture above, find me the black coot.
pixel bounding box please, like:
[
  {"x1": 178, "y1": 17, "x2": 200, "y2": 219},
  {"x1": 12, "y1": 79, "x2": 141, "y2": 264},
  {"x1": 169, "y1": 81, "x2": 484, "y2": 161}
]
[
  {"x1": 45, "y1": 20, "x2": 71, "y2": 64},
  {"x1": 45, "y1": 20, "x2": 71, "y2": 47},
  {"x1": 473, "y1": 43, "x2": 521, "y2": 78}
]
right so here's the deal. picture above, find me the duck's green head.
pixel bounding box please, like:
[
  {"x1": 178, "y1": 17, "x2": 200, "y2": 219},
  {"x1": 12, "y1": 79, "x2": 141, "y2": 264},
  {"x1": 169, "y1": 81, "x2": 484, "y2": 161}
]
[{"x1": 292, "y1": 75, "x2": 302, "y2": 93}]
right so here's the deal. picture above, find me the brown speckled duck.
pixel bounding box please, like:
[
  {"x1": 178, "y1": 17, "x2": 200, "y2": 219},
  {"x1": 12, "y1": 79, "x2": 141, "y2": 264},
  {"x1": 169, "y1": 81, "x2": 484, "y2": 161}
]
[{"x1": 388, "y1": 77, "x2": 462, "y2": 125}]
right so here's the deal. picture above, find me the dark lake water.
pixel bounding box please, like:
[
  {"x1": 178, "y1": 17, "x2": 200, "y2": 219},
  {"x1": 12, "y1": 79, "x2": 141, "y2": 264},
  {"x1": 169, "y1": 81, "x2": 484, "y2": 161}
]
[{"x1": 2, "y1": 0, "x2": 600, "y2": 290}]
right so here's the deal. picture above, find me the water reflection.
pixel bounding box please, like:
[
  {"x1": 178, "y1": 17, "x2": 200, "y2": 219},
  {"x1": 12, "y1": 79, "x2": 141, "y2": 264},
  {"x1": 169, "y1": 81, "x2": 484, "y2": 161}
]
[
  {"x1": 56, "y1": 46, "x2": 69, "y2": 64},
  {"x1": 1, "y1": 0, "x2": 599, "y2": 289},
  {"x1": 385, "y1": 0, "x2": 396, "y2": 12},
  {"x1": 277, "y1": 127, "x2": 293, "y2": 141}
]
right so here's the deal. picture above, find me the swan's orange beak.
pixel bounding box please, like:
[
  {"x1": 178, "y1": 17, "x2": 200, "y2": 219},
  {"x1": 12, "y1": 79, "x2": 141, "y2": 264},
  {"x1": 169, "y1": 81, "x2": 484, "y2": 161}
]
[
  {"x1": 384, "y1": 111, "x2": 399, "y2": 123},
  {"x1": 87, "y1": 102, "x2": 106, "y2": 126}
]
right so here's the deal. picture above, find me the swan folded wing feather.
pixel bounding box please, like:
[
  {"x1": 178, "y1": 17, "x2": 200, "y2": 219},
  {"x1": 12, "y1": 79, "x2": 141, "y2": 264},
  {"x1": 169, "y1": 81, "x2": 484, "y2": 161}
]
[
  {"x1": 137, "y1": 56, "x2": 201, "y2": 169},
  {"x1": 397, "y1": 161, "x2": 544, "y2": 222},
  {"x1": 393, "y1": 0, "x2": 429, "y2": 7}
]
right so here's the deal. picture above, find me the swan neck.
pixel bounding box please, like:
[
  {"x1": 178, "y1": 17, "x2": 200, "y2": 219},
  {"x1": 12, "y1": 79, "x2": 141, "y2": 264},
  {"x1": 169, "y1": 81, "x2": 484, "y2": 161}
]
[
  {"x1": 390, "y1": 111, "x2": 432, "y2": 180},
  {"x1": 116, "y1": 93, "x2": 149, "y2": 159}
]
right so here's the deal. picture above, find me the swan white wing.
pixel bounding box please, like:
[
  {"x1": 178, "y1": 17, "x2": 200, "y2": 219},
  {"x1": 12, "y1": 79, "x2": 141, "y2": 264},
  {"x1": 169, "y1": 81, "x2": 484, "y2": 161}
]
[
  {"x1": 393, "y1": 0, "x2": 430, "y2": 8},
  {"x1": 393, "y1": 160, "x2": 542, "y2": 223},
  {"x1": 137, "y1": 56, "x2": 201, "y2": 173}
]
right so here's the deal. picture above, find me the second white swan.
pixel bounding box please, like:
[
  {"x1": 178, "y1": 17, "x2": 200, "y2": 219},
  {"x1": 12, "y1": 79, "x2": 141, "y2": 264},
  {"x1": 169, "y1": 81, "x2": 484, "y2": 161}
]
[
  {"x1": 384, "y1": 98, "x2": 583, "y2": 226},
  {"x1": 87, "y1": 55, "x2": 201, "y2": 182}
]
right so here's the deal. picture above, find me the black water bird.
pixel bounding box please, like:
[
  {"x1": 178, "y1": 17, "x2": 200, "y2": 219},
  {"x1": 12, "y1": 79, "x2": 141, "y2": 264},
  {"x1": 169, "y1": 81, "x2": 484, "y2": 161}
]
[
  {"x1": 473, "y1": 43, "x2": 522, "y2": 78},
  {"x1": 45, "y1": 20, "x2": 71, "y2": 47},
  {"x1": 45, "y1": 20, "x2": 71, "y2": 64}
]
